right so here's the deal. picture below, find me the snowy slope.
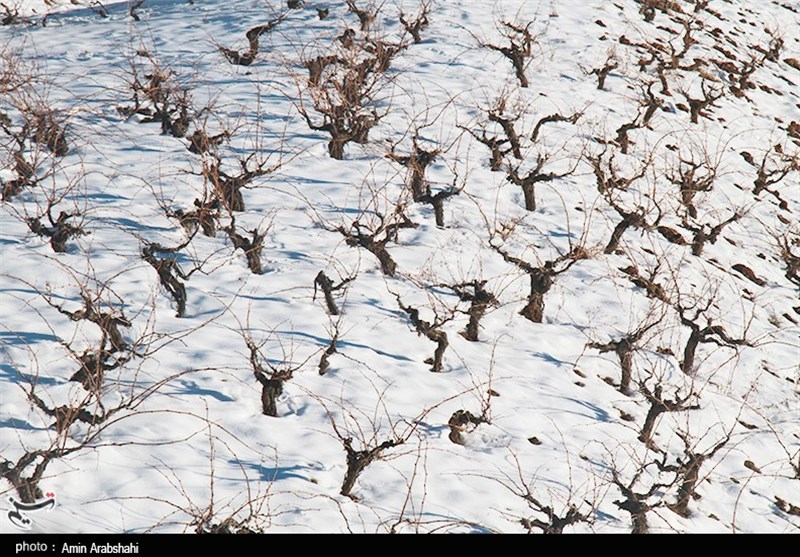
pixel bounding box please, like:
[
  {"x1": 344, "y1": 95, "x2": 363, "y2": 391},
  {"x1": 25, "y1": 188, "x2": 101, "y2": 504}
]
[{"x1": 1, "y1": 0, "x2": 798, "y2": 533}]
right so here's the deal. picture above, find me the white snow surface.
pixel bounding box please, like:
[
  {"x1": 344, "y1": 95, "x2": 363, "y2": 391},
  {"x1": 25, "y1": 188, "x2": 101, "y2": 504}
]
[{"x1": 0, "y1": 0, "x2": 798, "y2": 533}]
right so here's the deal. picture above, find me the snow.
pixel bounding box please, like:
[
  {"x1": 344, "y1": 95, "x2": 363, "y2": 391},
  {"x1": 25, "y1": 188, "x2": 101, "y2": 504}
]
[{"x1": 1, "y1": 0, "x2": 798, "y2": 533}]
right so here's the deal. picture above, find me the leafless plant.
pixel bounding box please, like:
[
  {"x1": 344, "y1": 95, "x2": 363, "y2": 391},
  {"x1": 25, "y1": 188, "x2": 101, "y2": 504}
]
[
  {"x1": 481, "y1": 20, "x2": 538, "y2": 88},
  {"x1": 239, "y1": 327, "x2": 316, "y2": 418},
  {"x1": 128, "y1": 0, "x2": 145, "y2": 21},
  {"x1": 673, "y1": 295, "x2": 750, "y2": 376},
  {"x1": 637, "y1": 374, "x2": 700, "y2": 448},
  {"x1": 386, "y1": 132, "x2": 460, "y2": 226},
  {"x1": 141, "y1": 237, "x2": 209, "y2": 318},
  {"x1": 399, "y1": 2, "x2": 430, "y2": 44},
  {"x1": 440, "y1": 280, "x2": 498, "y2": 342},
  {"x1": 315, "y1": 392, "x2": 408, "y2": 499},
  {"x1": 491, "y1": 240, "x2": 590, "y2": 324},
  {"x1": 597, "y1": 167, "x2": 663, "y2": 254},
  {"x1": 505, "y1": 152, "x2": 578, "y2": 212},
  {"x1": 164, "y1": 194, "x2": 220, "y2": 238},
  {"x1": 313, "y1": 271, "x2": 354, "y2": 316},
  {"x1": 393, "y1": 292, "x2": 453, "y2": 373},
  {"x1": 317, "y1": 320, "x2": 341, "y2": 376},
  {"x1": 200, "y1": 152, "x2": 280, "y2": 213},
  {"x1": 723, "y1": 32, "x2": 784, "y2": 98},
  {"x1": 681, "y1": 211, "x2": 740, "y2": 257},
  {"x1": 446, "y1": 409, "x2": 489, "y2": 446},
  {"x1": 655, "y1": 430, "x2": 730, "y2": 517},
  {"x1": 618, "y1": 263, "x2": 670, "y2": 303},
  {"x1": 135, "y1": 422, "x2": 285, "y2": 533},
  {"x1": 635, "y1": 0, "x2": 685, "y2": 23},
  {"x1": 668, "y1": 157, "x2": 717, "y2": 220},
  {"x1": 296, "y1": 42, "x2": 395, "y2": 159},
  {"x1": 772, "y1": 230, "x2": 800, "y2": 288},
  {"x1": 459, "y1": 124, "x2": 513, "y2": 172},
  {"x1": 681, "y1": 80, "x2": 723, "y2": 124},
  {"x1": 386, "y1": 134, "x2": 441, "y2": 200},
  {"x1": 747, "y1": 144, "x2": 798, "y2": 202},
  {"x1": 223, "y1": 215, "x2": 271, "y2": 274},
  {"x1": 610, "y1": 456, "x2": 669, "y2": 534},
  {"x1": 1, "y1": 2, "x2": 30, "y2": 25},
  {"x1": 0, "y1": 58, "x2": 65, "y2": 200},
  {"x1": 142, "y1": 246, "x2": 188, "y2": 318},
  {"x1": 314, "y1": 385, "x2": 461, "y2": 500},
  {"x1": 530, "y1": 110, "x2": 582, "y2": 143},
  {"x1": 589, "y1": 50, "x2": 618, "y2": 90},
  {"x1": 487, "y1": 98, "x2": 524, "y2": 160},
  {"x1": 588, "y1": 318, "x2": 660, "y2": 396},
  {"x1": 588, "y1": 148, "x2": 650, "y2": 196},
  {"x1": 117, "y1": 50, "x2": 193, "y2": 137},
  {"x1": 637, "y1": 81, "x2": 664, "y2": 128},
  {"x1": 346, "y1": 0, "x2": 377, "y2": 32},
  {"x1": 477, "y1": 451, "x2": 595, "y2": 533},
  {"x1": 302, "y1": 54, "x2": 345, "y2": 87},
  {"x1": 330, "y1": 206, "x2": 417, "y2": 277},
  {"x1": 218, "y1": 14, "x2": 287, "y2": 66},
  {"x1": 1, "y1": 269, "x2": 201, "y2": 502},
  {"x1": 14, "y1": 172, "x2": 89, "y2": 253},
  {"x1": 27, "y1": 207, "x2": 87, "y2": 253}
]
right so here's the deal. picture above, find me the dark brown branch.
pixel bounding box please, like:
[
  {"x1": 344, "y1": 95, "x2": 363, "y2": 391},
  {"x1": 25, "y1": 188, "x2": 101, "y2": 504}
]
[
  {"x1": 506, "y1": 155, "x2": 573, "y2": 212},
  {"x1": 775, "y1": 234, "x2": 800, "y2": 287},
  {"x1": 142, "y1": 243, "x2": 189, "y2": 318},
  {"x1": 638, "y1": 382, "x2": 699, "y2": 447},
  {"x1": 346, "y1": 0, "x2": 376, "y2": 32},
  {"x1": 318, "y1": 335, "x2": 338, "y2": 376},
  {"x1": 676, "y1": 301, "x2": 750, "y2": 375},
  {"x1": 386, "y1": 138, "x2": 440, "y2": 201},
  {"x1": 444, "y1": 280, "x2": 498, "y2": 342},
  {"x1": 340, "y1": 437, "x2": 402, "y2": 498},
  {"x1": 244, "y1": 337, "x2": 294, "y2": 418},
  {"x1": 588, "y1": 322, "x2": 657, "y2": 396},
  {"x1": 224, "y1": 218, "x2": 266, "y2": 274},
  {"x1": 417, "y1": 188, "x2": 459, "y2": 227},
  {"x1": 611, "y1": 460, "x2": 673, "y2": 534},
  {"x1": 395, "y1": 297, "x2": 449, "y2": 373},
  {"x1": 589, "y1": 151, "x2": 648, "y2": 195},
  {"x1": 681, "y1": 212, "x2": 739, "y2": 256},
  {"x1": 447, "y1": 410, "x2": 488, "y2": 445},
  {"x1": 492, "y1": 243, "x2": 584, "y2": 323},
  {"x1": 302, "y1": 55, "x2": 344, "y2": 87},
  {"x1": 166, "y1": 197, "x2": 220, "y2": 237},
  {"x1": 27, "y1": 210, "x2": 87, "y2": 253},
  {"x1": 519, "y1": 495, "x2": 587, "y2": 534},
  {"x1": 604, "y1": 208, "x2": 646, "y2": 254},
  {"x1": 684, "y1": 81, "x2": 723, "y2": 124},
  {"x1": 618, "y1": 265, "x2": 669, "y2": 303},
  {"x1": 489, "y1": 104, "x2": 523, "y2": 160},
  {"x1": 50, "y1": 294, "x2": 131, "y2": 353},
  {"x1": 657, "y1": 433, "x2": 730, "y2": 517},
  {"x1": 590, "y1": 56, "x2": 618, "y2": 90},
  {"x1": 530, "y1": 111, "x2": 582, "y2": 142},
  {"x1": 483, "y1": 21, "x2": 535, "y2": 88},
  {"x1": 335, "y1": 213, "x2": 416, "y2": 277},
  {"x1": 313, "y1": 271, "x2": 353, "y2": 316},
  {"x1": 459, "y1": 125, "x2": 511, "y2": 171},
  {"x1": 219, "y1": 15, "x2": 287, "y2": 66},
  {"x1": 669, "y1": 159, "x2": 716, "y2": 220},
  {"x1": 203, "y1": 156, "x2": 272, "y2": 212},
  {"x1": 399, "y1": 3, "x2": 430, "y2": 44}
]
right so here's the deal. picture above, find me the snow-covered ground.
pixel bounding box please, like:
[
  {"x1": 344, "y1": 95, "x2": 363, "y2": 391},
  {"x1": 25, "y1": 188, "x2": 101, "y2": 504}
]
[{"x1": 1, "y1": 0, "x2": 798, "y2": 533}]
